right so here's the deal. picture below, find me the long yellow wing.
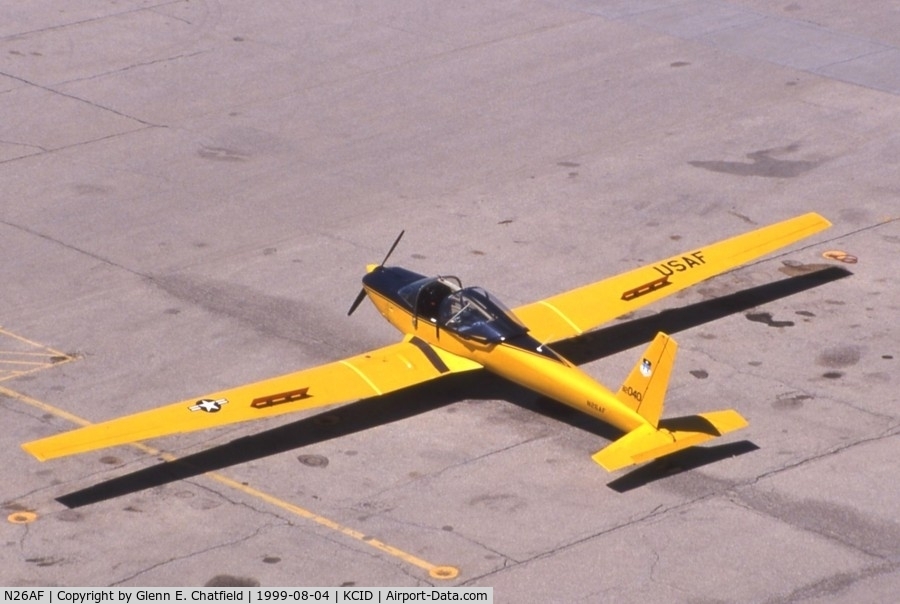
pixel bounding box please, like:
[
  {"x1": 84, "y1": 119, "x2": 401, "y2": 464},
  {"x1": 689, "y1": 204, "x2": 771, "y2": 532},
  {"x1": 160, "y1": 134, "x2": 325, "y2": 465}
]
[
  {"x1": 22, "y1": 335, "x2": 482, "y2": 461},
  {"x1": 514, "y1": 213, "x2": 831, "y2": 343}
]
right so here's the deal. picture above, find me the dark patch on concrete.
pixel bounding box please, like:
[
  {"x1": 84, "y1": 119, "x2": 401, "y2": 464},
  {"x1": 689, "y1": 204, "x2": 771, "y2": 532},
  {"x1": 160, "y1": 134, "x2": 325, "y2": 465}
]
[
  {"x1": 883, "y1": 355, "x2": 894, "y2": 360},
  {"x1": 197, "y1": 146, "x2": 248, "y2": 162},
  {"x1": 689, "y1": 369, "x2": 708, "y2": 379},
  {"x1": 298, "y1": 454, "x2": 329, "y2": 468},
  {"x1": 670, "y1": 61, "x2": 690, "y2": 67},
  {"x1": 164, "y1": 307, "x2": 181, "y2": 315},
  {"x1": 206, "y1": 575, "x2": 260, "y2": 587},
  {"x1": 689, "y1": 144, "x2": 823, "y2": 178},
  {"x1": 262, "y1": 556, "x2": 281, "y2": 564},
  {"x1": 822, "y1": 371, "x2": 844, "y2": 379},
  {"x1": 469, "y1": 493, "x2": 526, "y2": 513},
  {"x1": 26, "y1": 557, "x2": 62, "y2": 567},
  {"x1": 817, "y1": 345, "x2": 861, "y2": 368},
  {"x1": 99, "y1": 456, "x2": 121, "y2": 465},
  {"x1": 497, "y1": 219, "x2": 514, "y2": 225},
  {"x1": 193, "y1": 498, "x2": 223, "y2": 511},
  {"x1": 57, "y1": 510, "x2": 82, "y2": 522},
  {"x1": 773, "y1": 392, "x2": 813, "y2": 410},
  {"x1": 735, "y1": 489, "x2": 900, "y2": 559},
  {"x1": 557, "y1": 161, "x2": 579, "y2": 167},
  {"x1": 777, "y1": 561, "x2": 899, "y2": 603},
  {"x1": 442, "y1": 525, "x2": 454, "y2": 531},
  {"x1": 746, "y1": 311, "x2": 794, "y2": 327},
  {"x1": 838, "y1": 207, "x2": 871, "y2": 225},
  {"x1": 470, "y1": 249, "x2": 485, "y2": 255},
  {"x1": 731, "y1": 213, "x2": 758, "y2": 229},
  {"x1": 795, "y1": 310, "x2": 815, "y2": 317},
  {"x1": 73, "y1": 184, "x2": 110, "y2": 196},
  {"x1": 779, "y1": 261, "x2": 835, "y2": 277},
  {"x1": 152, "y1": 274, "x2": 377, "y2": 354}
]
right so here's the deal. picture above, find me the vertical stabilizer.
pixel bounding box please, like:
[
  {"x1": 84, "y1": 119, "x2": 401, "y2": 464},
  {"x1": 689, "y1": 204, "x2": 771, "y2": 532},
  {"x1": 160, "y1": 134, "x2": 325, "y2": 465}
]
[
  {"x1": 596, "y1": 333, "x2": 749, "y2": 472},
  {"x1": 616, "y1": 332, "x2": 676, "y2": 428}
]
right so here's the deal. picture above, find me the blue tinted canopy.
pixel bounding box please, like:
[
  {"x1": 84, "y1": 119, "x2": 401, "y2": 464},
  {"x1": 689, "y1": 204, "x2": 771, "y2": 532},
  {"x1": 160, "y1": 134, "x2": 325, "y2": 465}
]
[
  {"x1": 397, "y1": 276, "x2": 527, "y2": 342},
  {"x1": 437, "y1": 286, "x2": 527, "y2": 342}
]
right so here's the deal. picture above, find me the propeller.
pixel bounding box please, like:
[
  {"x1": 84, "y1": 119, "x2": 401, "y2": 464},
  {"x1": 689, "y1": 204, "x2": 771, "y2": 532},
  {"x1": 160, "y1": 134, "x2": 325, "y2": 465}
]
[{"x1": 347, "y1": 230, "x2": 405, "y2": 316}]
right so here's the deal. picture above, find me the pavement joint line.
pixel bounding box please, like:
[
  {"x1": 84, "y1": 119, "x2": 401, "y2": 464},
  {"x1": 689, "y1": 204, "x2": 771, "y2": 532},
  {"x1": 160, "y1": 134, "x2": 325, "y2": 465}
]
[{"x1": 3, "y1": 385, "x2": 458, "y2": 581}]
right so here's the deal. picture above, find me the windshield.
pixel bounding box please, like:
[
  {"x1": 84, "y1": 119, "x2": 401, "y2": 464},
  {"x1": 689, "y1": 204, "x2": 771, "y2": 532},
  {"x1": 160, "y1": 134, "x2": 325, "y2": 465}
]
[{"x1": 438, "y1": 287, "x2": 527, "y2": 342}]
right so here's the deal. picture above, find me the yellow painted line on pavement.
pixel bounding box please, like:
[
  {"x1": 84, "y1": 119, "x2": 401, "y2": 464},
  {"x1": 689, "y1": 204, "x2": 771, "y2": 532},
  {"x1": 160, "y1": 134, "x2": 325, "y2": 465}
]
[
  {"x1": 205, "y1": 471, "x2": 458, "y2": 580},
  {"x1": 4, "y1": 385, "x2": 458, "y2": 580},
  {"x1": 0, "y1": 327, "x2": 76, "y2": 383},
  {"x1": 1, "y1": 384, "x2": 92, "y2": 427}
]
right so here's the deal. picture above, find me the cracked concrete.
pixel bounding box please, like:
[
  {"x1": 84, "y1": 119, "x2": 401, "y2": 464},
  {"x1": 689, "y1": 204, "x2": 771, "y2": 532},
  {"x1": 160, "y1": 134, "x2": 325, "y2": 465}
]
[{"x1": 2, "y1": 0, "x2": 899, "y2": 599}]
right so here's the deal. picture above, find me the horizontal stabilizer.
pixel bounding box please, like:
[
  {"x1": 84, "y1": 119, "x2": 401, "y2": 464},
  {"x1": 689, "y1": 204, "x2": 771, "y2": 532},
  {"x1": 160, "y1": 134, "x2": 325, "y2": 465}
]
[{"x1": 592, "y1": 409, "x2": 748, "y2": 471}]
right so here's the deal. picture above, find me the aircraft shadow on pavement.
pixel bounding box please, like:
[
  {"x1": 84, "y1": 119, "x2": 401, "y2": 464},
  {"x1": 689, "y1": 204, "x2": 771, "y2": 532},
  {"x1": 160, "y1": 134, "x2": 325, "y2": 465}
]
[
  {"x1": 606, "y1": 440, "x2": 761, "y2": 492},
  {"x1": 57, "y1": 267, "x2": 849, "y2": 508},
  {"x1": 554, "y1": 265, "x2": 851, "y2": 365},
  {"x1": 57, "y1": 372, "x2": 484, "y2": 508}
]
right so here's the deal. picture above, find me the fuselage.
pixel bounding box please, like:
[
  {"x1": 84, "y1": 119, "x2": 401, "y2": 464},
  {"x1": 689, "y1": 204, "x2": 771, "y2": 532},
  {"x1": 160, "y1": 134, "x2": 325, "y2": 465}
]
[{"x1": 362, "y1": 266, "x2": 648, "y2": 434}]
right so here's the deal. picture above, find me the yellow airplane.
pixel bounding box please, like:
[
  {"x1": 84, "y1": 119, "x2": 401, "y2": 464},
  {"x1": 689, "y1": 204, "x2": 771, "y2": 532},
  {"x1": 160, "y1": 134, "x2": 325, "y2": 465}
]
[{"x1": 23, "y1": 213, "x2": 831, "y2": 472}]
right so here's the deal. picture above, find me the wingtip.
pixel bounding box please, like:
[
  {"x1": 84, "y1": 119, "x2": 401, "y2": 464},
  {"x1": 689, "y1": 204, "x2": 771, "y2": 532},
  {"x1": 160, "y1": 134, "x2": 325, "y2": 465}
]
[
  {"x1": 802, "y1": 211, "x2": 832, "y2": 230},
  {"x1": 21, "y1": 441, "x2": 49, "y2": 462}
]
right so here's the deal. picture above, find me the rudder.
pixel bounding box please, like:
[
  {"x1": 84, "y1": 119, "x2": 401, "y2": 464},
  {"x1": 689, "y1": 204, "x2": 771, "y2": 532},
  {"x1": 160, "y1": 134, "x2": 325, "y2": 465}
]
[{"x1": 616, "y1": 332, "x2": 676, "y2": 428}]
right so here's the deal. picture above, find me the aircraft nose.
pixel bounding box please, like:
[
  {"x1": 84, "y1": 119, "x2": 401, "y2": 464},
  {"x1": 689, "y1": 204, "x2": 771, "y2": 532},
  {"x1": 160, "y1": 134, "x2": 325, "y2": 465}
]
[{"x1": 366, "y1": 263, "x2": 379, "y2": 273}]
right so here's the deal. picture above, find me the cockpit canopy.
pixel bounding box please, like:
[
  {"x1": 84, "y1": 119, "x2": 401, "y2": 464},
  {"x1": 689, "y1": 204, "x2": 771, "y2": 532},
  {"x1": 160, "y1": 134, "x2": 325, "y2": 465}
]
[
  {"x1": 438, "y1": 286, "x2": 528, "y2": 342},
  {"x1": 398, "y1": 276, "x2": 527, "y2": 343}
]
